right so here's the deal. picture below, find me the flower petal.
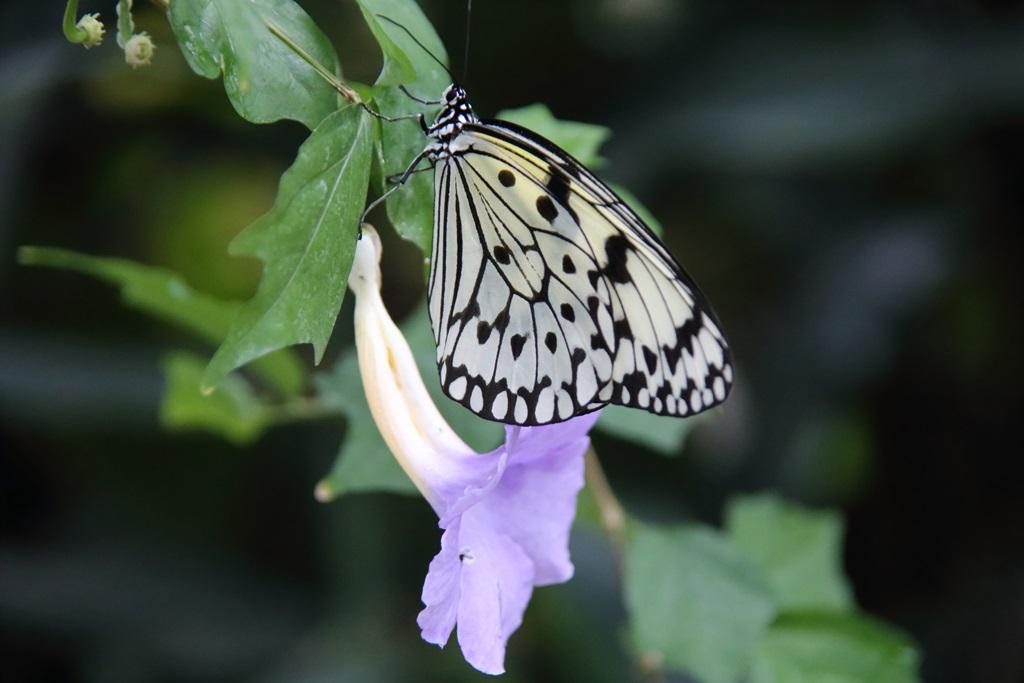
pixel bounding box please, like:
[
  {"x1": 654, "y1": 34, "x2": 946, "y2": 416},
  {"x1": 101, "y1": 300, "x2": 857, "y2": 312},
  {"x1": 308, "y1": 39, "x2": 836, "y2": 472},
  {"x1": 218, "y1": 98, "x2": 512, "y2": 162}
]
[
  {"x1": 417, "y1": 519, "x2": 462, "y2": 647},
  {"x1": 507, "y1": 411, "x2": 601, "y2": 466},
  {"x1": 471, "y1": 418, "x2": 592, "y2": 585},
  {"x1": 455, "y1": 512, "x2": 535, "y2": 675}
]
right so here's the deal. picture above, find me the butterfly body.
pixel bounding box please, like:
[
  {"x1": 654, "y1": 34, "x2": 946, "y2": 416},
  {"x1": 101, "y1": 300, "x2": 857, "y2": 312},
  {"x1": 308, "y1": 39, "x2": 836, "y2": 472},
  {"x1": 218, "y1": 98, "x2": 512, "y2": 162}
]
[{"x1": 420, "y1": 84, "x2": 733, "y2": 426}]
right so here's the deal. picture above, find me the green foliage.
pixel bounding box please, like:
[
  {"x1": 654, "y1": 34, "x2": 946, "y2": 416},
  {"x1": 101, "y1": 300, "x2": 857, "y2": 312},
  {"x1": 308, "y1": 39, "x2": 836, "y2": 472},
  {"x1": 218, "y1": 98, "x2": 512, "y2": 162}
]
[
  {"x1": 623, "y1": 494, "x2": 919, "y2": 682},
  {"x1": 169, "y1": 0, "x2": 341, "y2": 129},
  {"x1": 750, "y1": 612, "x2": 920, "y2": 683},
  {"x1": 161, "y1": 351, "x2": 275, "y2": 445},
  {"x1": 17, "y1": 247, "x2": 304, "y2": 398},
  {"x1": 358, "y1": 0, "x2": 449, "y2": 255},
  {"x1": 313, "y1": 352, "x2": 417, "y2": 498},
  {"x1": 726, "y1": 494, "x2": 853, "y2": 611},
  {"x1": 203, "y1": 106, "x2": 373, "y2": 390},
  {"x1": 624, "y1": 524, "x2": 778, "y2": 683}
]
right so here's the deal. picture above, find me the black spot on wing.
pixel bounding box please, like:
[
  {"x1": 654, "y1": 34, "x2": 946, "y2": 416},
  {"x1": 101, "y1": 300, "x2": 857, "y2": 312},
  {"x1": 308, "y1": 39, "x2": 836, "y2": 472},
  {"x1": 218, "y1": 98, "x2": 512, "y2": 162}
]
[
  {"x1": 560, "y1": 303, "x2": 575, "y2": 322},
  {"x1": 643, "y1": 346, "x2": 658, "y2": 374},
  {"x1": 545, "y1": 165, "x2": 579, "y2": 223},
  {"x1": 498, "y1": 169, "x2": 515, "y2": 187},
  {"x1": 450, "y1": 299, "x2": 481, "y2": 329},
  {"x1": 545, "y1": 331, "x2": 558, "y2": 353},
  {"x1": 510, "y1": 333, "x2": 528, "y2": 359},
  {"x1": 493, "y1": 245, "x2": 511, "y2": 264},
  {"x1": 562, "y1": 254, "x2": 576, "y2": 274},
  {"x1": 477, "y1": 320, "x2": 491, "y2": 344},
  {"x1": 493, "y1": 308, "x2": 511, "y2": 334},
  {"x1": 663, "y1": 311, "x2": 704, "y2": 372},
  {"x1": 602, "y1": 234, "x2": 632, "y2": 284},
  {"x1": 617, "y1": 371, "x2": 647, "y2": 403},
  {"x1": 536, "y1": 195, "x2": 558, "y2": 222}
]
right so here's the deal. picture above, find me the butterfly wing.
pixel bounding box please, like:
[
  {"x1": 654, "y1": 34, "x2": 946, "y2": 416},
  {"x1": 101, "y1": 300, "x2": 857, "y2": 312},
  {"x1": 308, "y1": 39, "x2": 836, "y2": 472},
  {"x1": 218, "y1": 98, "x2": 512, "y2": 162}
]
[{"x1": 428, "y1": 119, "x2": 733, "y2": 425}]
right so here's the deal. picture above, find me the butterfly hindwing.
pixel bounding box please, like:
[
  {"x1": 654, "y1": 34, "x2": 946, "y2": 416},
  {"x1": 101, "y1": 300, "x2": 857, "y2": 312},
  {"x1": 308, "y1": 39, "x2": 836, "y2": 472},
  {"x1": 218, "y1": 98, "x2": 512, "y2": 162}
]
[{"x1": 428, "y1": 117, "x2": 733, "y2": 425}]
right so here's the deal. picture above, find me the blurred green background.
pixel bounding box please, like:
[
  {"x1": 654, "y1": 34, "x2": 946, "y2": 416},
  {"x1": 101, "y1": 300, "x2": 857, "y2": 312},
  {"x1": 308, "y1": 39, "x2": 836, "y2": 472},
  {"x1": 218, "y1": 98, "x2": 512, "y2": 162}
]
[{"x1": 1, "y1": 1, "x2": 1021, "y2": 681}]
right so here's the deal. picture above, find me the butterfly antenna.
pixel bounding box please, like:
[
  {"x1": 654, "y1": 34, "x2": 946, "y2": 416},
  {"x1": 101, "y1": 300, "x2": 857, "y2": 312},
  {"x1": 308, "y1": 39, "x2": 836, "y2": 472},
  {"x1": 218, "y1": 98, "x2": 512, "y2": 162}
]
[
  {"x1": 375, "y1": 14, "x2": 452, "y2": 82},
  {"x1": 462, "y1": 0, "x2": 473, "y2": 83}
]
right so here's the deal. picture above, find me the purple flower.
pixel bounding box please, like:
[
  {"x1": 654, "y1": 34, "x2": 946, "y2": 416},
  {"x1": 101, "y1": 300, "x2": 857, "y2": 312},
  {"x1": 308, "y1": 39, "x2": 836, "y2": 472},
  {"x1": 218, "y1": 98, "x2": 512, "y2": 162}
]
[
  {"x1": 348, "y1": 227, "x2": 597, "y2": 674},
  {"x1": 418, "y1": 416, "x2": 596, "y2": 674}
]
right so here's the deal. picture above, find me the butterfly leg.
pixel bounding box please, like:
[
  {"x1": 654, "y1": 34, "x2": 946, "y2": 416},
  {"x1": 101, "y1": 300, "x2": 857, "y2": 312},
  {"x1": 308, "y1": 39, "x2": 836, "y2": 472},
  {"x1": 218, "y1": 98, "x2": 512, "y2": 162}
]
[
  {"x1": 359, "y1": 103, "x2": 429, "y2": 134},
  {"x1": 386, "y1": 166, "x2": 431, "y2": 184},
  {"x1": 358, "y1": 148, "x2": 435, "y2": 236},
  {"x1": 398, "y1": 85, "x2": 443, "y2": 106}
]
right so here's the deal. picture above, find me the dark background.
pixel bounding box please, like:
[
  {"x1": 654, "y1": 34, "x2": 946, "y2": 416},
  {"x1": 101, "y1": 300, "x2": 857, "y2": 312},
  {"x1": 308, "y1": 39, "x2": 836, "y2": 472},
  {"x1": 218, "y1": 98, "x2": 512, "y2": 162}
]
[{"x1": 1, "y1": 1, "x2": 1021, "y2": 681}]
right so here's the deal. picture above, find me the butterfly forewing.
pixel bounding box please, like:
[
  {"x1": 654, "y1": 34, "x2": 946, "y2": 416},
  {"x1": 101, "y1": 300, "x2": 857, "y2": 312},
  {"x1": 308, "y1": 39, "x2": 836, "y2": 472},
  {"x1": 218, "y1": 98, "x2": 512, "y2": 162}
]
[{"x1": 426, "y1": 98, "x2": 732, "y2": 425}]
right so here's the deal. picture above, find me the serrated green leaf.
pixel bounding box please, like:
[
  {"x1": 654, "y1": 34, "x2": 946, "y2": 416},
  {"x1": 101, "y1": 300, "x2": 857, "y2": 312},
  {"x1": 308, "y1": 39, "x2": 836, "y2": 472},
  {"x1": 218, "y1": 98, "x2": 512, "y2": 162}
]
[
  {"x1": 161, "y1": 351, "x2": 273, "y2": 445},
  {"x1": 726, "y1": 494, "x2": 853, "y2": 612},
  {"x1": 357, "y1": 0, "x2": 449, "y2": 255},
  {"x1": 17, "y1": 247, "x2": 305, "y2": 398},
  {"x1": 597, "y1": 406, "x2": 697, "y2": 455},
  {"x1": 203, "y1": 106, "x2": 374, "y2": 390},
  {"x1": 497, "y1": 104, "x2": 611, "y2": 168},
  {"x1": 314, "y1": 304, "x2": 501, "y2": 500},
  {"x1": 169, "y1": 0, "x2": 340, "y2": 130},
  {"x1": 624, "y1": 524, "x2": 777, "y2": 683},
  {"x1": 751, "y1": 612, "x2": 920, "y2": 683}
]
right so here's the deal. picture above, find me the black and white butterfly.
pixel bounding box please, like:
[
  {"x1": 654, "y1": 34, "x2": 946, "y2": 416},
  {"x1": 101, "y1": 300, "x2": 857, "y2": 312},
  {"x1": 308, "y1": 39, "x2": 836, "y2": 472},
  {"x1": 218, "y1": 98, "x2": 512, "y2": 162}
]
[{"x1": 368, "y1": 79, "x2": 734, "y2": 427}]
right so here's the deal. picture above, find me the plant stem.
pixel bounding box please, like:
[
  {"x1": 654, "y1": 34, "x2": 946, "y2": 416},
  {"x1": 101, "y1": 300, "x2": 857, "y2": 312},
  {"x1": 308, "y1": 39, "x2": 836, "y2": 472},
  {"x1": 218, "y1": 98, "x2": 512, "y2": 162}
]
[
  {"x1": 584, "y1": 446, "x2": 627, "y2": 559},
  {"x1": 265, "y1": 21, "x2": 361, "y2": 104},
  {"x1": 62, "y1": 0, "x2": 85, "y2": 43}
]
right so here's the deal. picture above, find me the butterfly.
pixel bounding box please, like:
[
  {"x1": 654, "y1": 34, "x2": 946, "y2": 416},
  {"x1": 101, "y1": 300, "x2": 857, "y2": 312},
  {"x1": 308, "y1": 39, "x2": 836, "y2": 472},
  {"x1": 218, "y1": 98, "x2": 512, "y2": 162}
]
[{"x1": 368, "y1": 81, "x2": 733, "y2": 427}]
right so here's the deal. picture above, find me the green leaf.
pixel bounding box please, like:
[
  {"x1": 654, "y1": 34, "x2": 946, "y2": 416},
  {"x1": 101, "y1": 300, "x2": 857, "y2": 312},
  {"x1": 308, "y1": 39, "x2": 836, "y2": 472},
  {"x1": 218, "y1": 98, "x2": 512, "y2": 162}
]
[
  {"x1": 356, "y1": 0, "x2": 417, "y2": 87},
  {"x1": 497, "y1": 104, "x2": 611, "y2": 167},
  {"x1": 357, "y1": 0, "x2": 450, "y2": 255},
  {"x1": 373, "y1": 86, "x2": 437, "y2": 255},
  {"x1": 17, "y1": 247, "x2": 305, "y2": 398},
  {"x1": 597, "y1": 406, "x2": 697, "y2": 455},
  {"x1": 169, "y1": 0, "x2": 341, "y2": 130},
  {"x1": 314, "y1": 304, "x2": 501, "y2": 500},
  {"x1": 314, "y1": 352, "x2": 417, "y2": 498},
  {"x1": 726, "y1": 494, "x2": 853, "y2": 612},
  {"x1": 203, "y1": 106, "x2": 375, "y2": 390},
  {"x1": 161, "y1": 351, "x2": 274, "y2": 445},
  {"x1": 751, "y1": 612, "x2": 920, "y2": 683},
  {"x1": 624, "y1": 524, "x2": 778, "y2": 683}
]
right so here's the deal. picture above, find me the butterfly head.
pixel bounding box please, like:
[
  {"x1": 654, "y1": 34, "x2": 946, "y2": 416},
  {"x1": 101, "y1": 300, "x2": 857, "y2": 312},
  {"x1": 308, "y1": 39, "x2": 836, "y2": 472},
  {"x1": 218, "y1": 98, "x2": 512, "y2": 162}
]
[
  {"x1": 428, "y1": 84, "x2": 478, "y2": 146},
  {"x1": 443, "y1": 84, "x2": 470, "y2": 106}
]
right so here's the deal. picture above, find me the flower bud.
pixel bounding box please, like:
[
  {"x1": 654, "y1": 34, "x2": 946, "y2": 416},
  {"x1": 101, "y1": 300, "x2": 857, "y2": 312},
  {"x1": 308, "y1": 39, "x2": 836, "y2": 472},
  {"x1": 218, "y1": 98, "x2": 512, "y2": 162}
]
[
  {"x1": 124, "y1": 32, "x2": 154, "y2": 68},
  {"x1": 76, "y1": 13, "x2": 104, "y2": 48}
]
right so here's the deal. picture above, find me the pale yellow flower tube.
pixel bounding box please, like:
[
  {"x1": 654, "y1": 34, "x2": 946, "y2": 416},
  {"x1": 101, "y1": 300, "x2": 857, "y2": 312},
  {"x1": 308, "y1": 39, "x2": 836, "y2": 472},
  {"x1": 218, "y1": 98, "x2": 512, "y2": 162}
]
[{"x1": 347, "y1": 225, "x2": 477, "y2": 512}]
